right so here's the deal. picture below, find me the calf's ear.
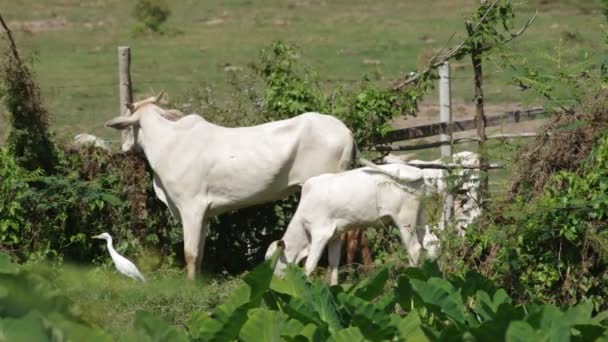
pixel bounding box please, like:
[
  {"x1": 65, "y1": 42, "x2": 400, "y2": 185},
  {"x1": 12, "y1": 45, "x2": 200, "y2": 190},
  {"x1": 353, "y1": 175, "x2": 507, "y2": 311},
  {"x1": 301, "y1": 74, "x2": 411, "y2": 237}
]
[{"x1": 105, "y1": 115, "x2": 140, "y2": 130}]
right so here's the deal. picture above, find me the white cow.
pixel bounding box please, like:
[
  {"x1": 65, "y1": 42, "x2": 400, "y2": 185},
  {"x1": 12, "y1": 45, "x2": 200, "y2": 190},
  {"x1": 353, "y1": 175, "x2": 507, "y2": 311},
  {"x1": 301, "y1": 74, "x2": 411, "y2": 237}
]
[
  {"x1": 384, "y1": 151, "x2": 481, "y2": 235},
  {"x1": 73, "y1": 133, "x2": 111, "y2": 151},
  {"x1": 105, "y1": 93, "x2": 356, "y2": 280},
  {"x1": 265, "y1": 163, "x2": 439, "y2": 285}
]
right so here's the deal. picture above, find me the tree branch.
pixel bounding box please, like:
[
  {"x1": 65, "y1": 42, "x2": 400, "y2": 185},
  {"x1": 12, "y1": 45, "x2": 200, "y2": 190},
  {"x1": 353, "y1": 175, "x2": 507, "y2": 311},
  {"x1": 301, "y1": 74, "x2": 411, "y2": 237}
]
[
  {"x1": 0, "y1": 13, "x2": 22, "y2": 67},
  {"x1": 392, "y1": 1, "x2": 536, "y2": 91}
]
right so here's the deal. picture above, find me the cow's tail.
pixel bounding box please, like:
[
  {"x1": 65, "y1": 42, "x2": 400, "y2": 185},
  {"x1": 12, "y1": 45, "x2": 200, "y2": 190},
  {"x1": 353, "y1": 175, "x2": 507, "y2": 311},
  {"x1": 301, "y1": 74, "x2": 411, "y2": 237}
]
[
  {"x1": 358, "y1": 157, "x2": 422, "y2": 186},
  {"x1": 350, "y1": 139, "x2": 359, "y2": 169}
]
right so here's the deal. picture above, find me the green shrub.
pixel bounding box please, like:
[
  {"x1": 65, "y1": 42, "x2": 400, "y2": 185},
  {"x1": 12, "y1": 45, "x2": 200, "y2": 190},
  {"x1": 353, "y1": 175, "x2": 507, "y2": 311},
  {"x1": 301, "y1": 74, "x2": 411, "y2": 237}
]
[
  {"x1": 132, "y1": 0, "x2": 171, "y2": 34},
  {"x1": 448, "y1": 128, "x2": 608, "y2": 310}
]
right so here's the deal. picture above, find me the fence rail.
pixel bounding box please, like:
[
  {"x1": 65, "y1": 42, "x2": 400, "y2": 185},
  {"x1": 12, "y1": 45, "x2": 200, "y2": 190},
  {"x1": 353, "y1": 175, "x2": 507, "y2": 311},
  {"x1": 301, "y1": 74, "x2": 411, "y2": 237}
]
[
  {"x1": 375, "y1": 132, "x2": 540, "y2": 152},
  {"x1": 375, "y1": 107, "x2": 546, "y2": 145}
]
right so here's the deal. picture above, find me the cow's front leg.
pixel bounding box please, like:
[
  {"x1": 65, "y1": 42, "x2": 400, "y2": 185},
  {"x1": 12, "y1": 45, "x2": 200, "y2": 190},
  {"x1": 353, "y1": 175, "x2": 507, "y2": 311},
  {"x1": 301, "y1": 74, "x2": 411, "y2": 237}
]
[{"x1": 182, "y1": 202, "x2": 208, "y2": 280}]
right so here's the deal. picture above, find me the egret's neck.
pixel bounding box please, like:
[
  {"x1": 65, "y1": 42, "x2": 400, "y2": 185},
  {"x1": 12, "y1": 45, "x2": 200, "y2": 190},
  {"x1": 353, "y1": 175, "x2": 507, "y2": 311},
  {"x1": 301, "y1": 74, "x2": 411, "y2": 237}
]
[{"x1": 105, "y1": 238, "x2": 119, "y2": 259}]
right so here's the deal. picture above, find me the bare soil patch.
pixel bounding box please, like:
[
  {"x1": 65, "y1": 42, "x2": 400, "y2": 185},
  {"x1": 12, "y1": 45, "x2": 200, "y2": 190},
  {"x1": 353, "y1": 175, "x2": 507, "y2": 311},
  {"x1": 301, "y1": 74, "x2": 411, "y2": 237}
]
[{"x1": 8, "y1": 17, "x2": 72, "y2": 32}]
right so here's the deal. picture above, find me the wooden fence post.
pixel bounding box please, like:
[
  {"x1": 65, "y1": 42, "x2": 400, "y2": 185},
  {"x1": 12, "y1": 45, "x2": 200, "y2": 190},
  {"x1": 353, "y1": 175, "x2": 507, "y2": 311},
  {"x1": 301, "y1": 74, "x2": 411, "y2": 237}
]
[
  {"x1": 118, "y1": 46, "x2": 133, "y2": 149},
  {"x1": 438, "y1": 62, "x2": 453, "y2": 230},
  {"x1": 465, "y1": 20, "x2": 489, "y2": 207}
]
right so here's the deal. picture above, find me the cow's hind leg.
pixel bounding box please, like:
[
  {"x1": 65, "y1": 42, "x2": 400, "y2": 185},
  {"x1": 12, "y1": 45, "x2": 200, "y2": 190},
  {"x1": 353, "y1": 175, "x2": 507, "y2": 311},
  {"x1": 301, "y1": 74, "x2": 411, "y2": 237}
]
[{"x1": 182, "y1": 202, "x2": 208, "y2": 280}]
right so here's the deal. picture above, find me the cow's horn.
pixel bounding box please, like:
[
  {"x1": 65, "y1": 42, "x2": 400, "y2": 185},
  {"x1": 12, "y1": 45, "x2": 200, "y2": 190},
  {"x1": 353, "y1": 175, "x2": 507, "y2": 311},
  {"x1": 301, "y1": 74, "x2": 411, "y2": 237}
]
[{"x1": 155, "y1": 89, "x2": 165, "y2": 102}]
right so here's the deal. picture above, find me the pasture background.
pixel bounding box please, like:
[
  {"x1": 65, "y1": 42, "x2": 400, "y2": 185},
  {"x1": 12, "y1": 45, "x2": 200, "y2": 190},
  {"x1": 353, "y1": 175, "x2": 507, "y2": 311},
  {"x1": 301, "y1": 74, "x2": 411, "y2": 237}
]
[{"x1": 0, "y1": 0, "x2": 604, "y2": 145}]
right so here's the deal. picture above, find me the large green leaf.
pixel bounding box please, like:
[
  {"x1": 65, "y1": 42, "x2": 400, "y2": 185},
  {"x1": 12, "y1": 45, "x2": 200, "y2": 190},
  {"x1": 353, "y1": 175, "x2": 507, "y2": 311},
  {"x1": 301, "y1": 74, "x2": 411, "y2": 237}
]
[
  {"x1": 328, "y1": 326, "x2": 366, "y2": 342},
  {"x1": 283, "y1": 296, "x2": 326, "y2": 328},
  {"x1": 309, "y1": 280, "x2": 343, "y2": 333},
  {"x1": 270, "y1": 264, "x2": 312, "y2": 300},
  {"x1": 239, "y1": 308, "x2": 286, "y2": 342},
  {"x1": 409, "y1": 277, "x2": 466, "y2": 326},
  {"x1": 347, "y1": 266, "x2": 389, "y2": 301},
  {"x1": 336, "y1": 292, "x2": 395, "y2": 340},
  {"x1": 474, "y1": 289, "x2": 512, "y2": 322},
  {"x1": 395, "y1": 311, "x2": 429, "y2": 342},
  {"x1": 506, "y1": 321, "x2": 540, "y2": 342},
  {"x1": 189, "y1": 248, "x2": 282, "y2": 341},
  {"x1": 134, "y1": 311, "x2": 189, "y2": 342}
]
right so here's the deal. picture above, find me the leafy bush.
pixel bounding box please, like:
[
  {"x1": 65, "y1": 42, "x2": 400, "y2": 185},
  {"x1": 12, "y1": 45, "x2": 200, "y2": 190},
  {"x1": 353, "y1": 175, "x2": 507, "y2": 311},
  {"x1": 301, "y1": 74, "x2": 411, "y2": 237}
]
[
  {"x1": 132, "y1": 0, "x2": 171, "y2": 34},
  {"x1": 0, "y1": 146, "x2": 183, "y2": 266},
  {"x1": 448, "y1": 126, "x2": 608, "y2": 310}
]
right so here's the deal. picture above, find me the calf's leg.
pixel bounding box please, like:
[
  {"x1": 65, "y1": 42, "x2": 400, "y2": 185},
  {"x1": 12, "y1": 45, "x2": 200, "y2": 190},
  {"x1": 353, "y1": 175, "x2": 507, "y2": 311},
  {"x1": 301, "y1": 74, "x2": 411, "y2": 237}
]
[
  {"x1": 304, "y1": 227, "x2": 334, "y2": 278},
  {"x1": 327, "y1": 238, "x2": 343, "y2": 285}
]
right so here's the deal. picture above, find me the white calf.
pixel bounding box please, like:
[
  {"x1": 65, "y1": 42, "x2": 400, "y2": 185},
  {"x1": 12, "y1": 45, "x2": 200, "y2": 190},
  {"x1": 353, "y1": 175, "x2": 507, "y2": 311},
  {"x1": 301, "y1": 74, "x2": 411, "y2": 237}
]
[
  {"x1": 266, "y1": 163, "x2": 437, "y2": 285},
  {"x1": 385, "y1": 151, "x2": 481, "y2": 235}
]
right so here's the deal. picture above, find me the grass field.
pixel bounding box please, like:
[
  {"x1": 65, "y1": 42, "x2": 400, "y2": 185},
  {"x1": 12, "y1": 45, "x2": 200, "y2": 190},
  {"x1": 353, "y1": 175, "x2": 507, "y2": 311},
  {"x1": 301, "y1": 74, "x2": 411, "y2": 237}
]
[{"x1": 0, "y1": 0, "x2": 605, "y2": 144}]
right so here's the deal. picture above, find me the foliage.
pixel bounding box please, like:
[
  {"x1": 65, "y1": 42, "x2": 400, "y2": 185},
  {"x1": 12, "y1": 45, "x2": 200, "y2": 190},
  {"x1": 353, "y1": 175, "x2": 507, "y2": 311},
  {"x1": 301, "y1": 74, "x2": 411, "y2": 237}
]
[
  {"x1": 501, "y1": 40, "x2": 602, "y2": 114},
  {"x1": 0, "y1": 146, "x2": 182, "y2": 266},
  {"x1": 448, "y1": 129, "x2": 608, "y2": 310},
  {"x1": 252, "y1": 40, "x2": 432, "y2": 149},
  {"x1": 2, "y1": 31, "x2": 57, "y2": 173},
  {"x1": 132, "y1": 0, "x2": 171, "y2": 34},
  {"x1": 6, "y1": 251, "x2": 608, "y2": 341}
]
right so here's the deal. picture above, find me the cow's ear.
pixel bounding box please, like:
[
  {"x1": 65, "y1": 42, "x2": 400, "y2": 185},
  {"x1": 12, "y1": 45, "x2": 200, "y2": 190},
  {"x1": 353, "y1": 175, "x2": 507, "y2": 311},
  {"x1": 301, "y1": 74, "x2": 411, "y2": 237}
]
[
  {"x1": 105, "y1": 115, "x2": 139, "y2": 130},
  {"x1": 162, "y1": 109, "x2": 184, "y2": 122}
]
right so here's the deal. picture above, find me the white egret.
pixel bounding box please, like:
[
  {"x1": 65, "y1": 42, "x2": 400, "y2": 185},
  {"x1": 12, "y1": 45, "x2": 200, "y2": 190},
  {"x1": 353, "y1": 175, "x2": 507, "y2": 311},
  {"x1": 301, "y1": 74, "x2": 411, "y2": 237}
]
[{"x1": 92, "y1": 232, "x2": 145, "y2": 282}]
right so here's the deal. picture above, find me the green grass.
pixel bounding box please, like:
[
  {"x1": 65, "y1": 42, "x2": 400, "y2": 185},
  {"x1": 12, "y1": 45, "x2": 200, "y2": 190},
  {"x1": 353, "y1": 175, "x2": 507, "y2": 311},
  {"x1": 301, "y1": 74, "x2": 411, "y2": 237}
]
[
  {"x1": 27, "y1": 262, "x2": 242, "y2": 339},
  {"x1": 0, "y1": 0, "x2": 605, "y2": 143}
]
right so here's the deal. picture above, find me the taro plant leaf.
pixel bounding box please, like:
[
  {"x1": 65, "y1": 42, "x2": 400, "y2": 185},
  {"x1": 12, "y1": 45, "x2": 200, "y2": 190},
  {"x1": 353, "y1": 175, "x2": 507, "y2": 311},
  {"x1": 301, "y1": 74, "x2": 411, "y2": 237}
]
[
  {"x1": 309, "y1": 280, "x2": 343, "y2": 333},
  {"x1": 461, "y1": 271, "x2": 499, "y2": 299},
  {"x1": 505, "y1": 321, "x2": 541, "y2": 342},
  {"x1": 347, "y1": 266, "x2": 389, "y2": 301},
  {"x1": 270, "y1": 264, "x2": 311, "y2": 299},
  {"x1": 394, "y1": 311, "x2": 430, "y2": 342},
  {"x1": 474, "y1": 289, "x2": 512, "y2": 322},
  {"x1": 563, "y1": 301, "x2": 593, "y2": 326},
  {"x1": 189, "y1": 249, "x2": 281, "y2": 341},
  {"x1": 409, "y1": 277, "x2": 466, "y2": 326},
  {"x1": 134, "y1": 311, "x2": 189, "y2": 342},
  {"x1": 395, "y1": 274, "x2": 417, "y2": 313},
  {"x1": 536, "y1": 305, "x2": 570, "y2": 342},
  {"x1": 376, "y1": 291, "x2": 397, "y2": 314},
  {"x1": 282, "y1": 296, "x2": 327, "y2": 329},
  {"x1": 337, "y1": 291, "x2": 396, "y2": 340},
  {"x1": 327, "y1": 326, "x2": 367, "y2": 342},
  {"x1": 239, "y1": 308, "x2": 286, "y2": 342}
]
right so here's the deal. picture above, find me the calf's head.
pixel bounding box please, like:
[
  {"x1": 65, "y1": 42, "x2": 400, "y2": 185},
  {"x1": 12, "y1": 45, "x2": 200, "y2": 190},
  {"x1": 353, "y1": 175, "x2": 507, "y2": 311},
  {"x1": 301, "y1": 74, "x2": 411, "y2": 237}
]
[{"x1": 105, "y1": 90, "x2": 185, "y2": 151}]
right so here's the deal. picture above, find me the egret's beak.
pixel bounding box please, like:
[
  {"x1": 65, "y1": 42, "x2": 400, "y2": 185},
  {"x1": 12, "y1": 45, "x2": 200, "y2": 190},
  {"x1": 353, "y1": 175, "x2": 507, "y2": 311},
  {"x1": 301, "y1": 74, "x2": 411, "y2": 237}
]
[{"x1": 92, "y1": 234, "x2": 103, "y2": 239}]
